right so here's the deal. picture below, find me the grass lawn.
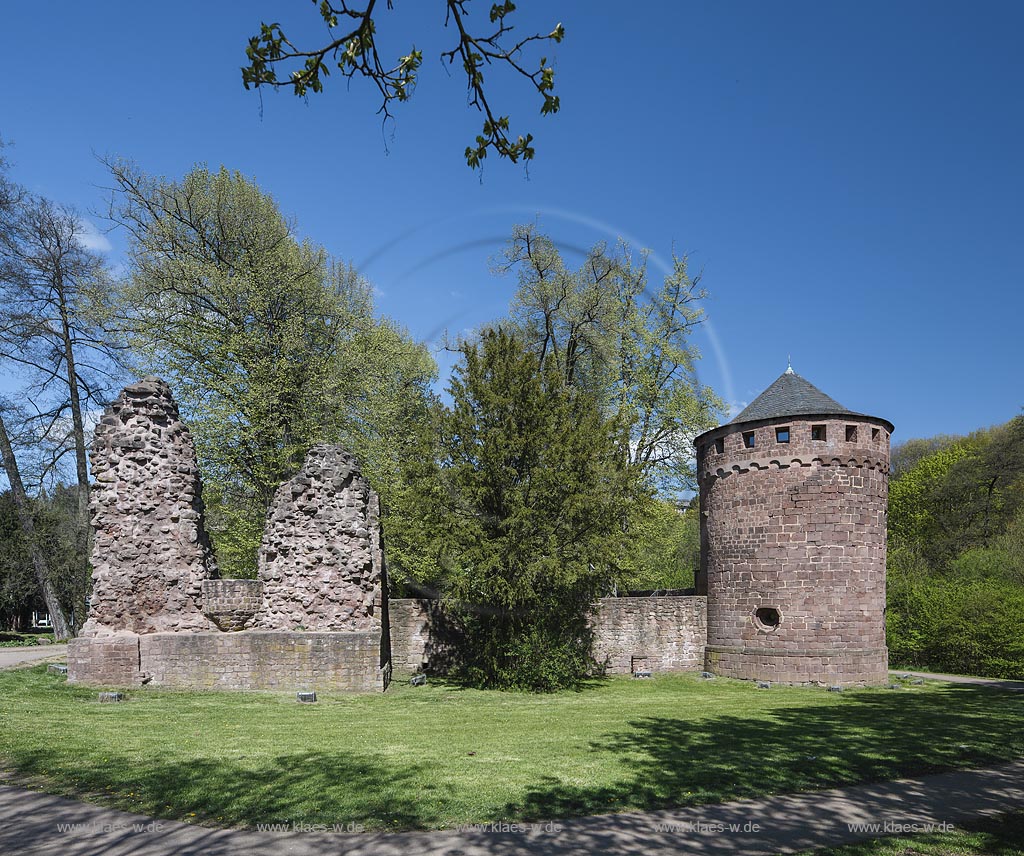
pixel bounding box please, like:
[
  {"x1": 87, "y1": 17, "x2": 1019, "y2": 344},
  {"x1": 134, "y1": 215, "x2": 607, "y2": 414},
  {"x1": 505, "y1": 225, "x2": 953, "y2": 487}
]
[
  {"x1": 1, "y1": 667, "x2": 1022, "y2": 832},
  {"x1": 808, "y1": 811, "x2": 1024, "y2": 855}
]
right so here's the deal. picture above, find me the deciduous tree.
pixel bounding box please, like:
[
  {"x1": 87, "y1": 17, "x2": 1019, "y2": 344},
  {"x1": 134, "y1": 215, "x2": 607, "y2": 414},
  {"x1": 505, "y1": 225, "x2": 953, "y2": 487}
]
[
  {"x1": 0, "y1": 409, "x2": 71, "y2": 639},
  {"x1": 0, "y1": 195, "x2": 117, "y2": 602},
  {"x1": 497, "y1": 224, "x2": 722, "y2": 497},
  {"x1": 105, "y1": 160, "x2": 436, "y2": 575}
]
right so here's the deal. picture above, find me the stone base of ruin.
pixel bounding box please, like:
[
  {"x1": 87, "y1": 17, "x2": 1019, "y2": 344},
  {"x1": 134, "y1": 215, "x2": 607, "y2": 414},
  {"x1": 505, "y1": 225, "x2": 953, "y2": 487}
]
[
  {"x1": 703, "y1": 645, "x2": 889, "y2": 686},
  {"x1": 68, "y1": 631, "x2": 386, "y2": 692}
]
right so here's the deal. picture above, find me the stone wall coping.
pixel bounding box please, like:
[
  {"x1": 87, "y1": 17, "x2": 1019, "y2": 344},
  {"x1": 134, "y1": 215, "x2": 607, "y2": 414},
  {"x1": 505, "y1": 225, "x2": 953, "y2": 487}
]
[
  {"x1": 203, "y1": 578, "x2": 263, "y2": 589},
  {"x1": 594, "y1": 596, "x2": 707, "y2": 607},
  {"x1": 142, "y1": 630, "x2": 381, "y2": 639},
  {"x1": 388, "y1": 595, "x2": 708, "y2": 606}
]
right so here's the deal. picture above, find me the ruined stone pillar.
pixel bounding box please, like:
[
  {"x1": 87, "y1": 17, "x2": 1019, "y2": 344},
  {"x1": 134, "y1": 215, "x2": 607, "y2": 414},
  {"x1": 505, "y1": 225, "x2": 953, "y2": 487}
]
[
  {"x1": 255, "y1": 445, "x2": 386, "y2": 632},
  {"x1": 80, "y1": 377, "x2": 216, "y2": 637}
]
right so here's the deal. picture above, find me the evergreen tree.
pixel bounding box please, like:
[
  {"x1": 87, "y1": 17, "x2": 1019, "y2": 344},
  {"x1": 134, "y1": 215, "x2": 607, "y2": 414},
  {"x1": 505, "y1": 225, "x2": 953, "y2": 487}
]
[{"x1": 394, "y1": 327, "x2": 631, "y2": 690}]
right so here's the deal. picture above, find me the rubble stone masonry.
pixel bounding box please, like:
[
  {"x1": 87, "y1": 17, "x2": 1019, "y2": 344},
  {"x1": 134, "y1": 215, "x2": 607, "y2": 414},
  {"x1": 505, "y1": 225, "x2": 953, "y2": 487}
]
[
  {"x1": 80, "y1": 377, "x2": 216, "y2": 636},
  {"x1": 255, "y1": 444, "x2": 386, "y2": 633},
  {"x1": 388, "y1": 596, "x2": 708, "y2": 677},
  {"x1": 69, "y1": 382, "x2": 388, "y2": 692}
]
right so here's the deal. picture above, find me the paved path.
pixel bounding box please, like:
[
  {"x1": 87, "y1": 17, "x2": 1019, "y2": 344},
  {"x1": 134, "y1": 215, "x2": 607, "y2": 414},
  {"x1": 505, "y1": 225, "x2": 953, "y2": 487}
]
[
  {"x1": 2, "y1": 759, "x2": 1023, "y2": 856},
  {"x1": 0, "y1": 644, "x2": 66, "y2": 670},
  {"x1": 890, "y1": 669, "x2": 1024, "y2": 692}
]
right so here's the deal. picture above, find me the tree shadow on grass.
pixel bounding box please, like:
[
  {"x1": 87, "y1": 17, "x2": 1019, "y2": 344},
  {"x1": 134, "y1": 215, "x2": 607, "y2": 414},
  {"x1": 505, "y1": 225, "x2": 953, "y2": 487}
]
[
  {"x1": 4, "y1": 747, "x2": 447, "y2": 831},
  {"x1": 508, "y1": 684, "x2": 1024, "y2": 822}
]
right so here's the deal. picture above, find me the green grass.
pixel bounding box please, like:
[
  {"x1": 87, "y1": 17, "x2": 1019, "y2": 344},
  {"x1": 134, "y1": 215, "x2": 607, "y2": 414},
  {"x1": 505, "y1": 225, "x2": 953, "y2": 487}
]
[
  {"x1": 1, "y1": 668, "x2": 1022, "y2": 832},
  {"x1": 809, "y1": 811, "x2": 1024, "y2": 855}
]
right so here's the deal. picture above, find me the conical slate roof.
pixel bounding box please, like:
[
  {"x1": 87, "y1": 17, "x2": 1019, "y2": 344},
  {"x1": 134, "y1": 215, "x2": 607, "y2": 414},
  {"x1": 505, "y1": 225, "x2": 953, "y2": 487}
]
[{"x1": 731, "y1": 368, "x2": 854, "y2": 424}]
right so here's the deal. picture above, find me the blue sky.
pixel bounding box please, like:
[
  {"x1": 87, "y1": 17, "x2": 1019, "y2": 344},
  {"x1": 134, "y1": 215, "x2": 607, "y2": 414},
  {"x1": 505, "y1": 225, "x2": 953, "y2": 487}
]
[{"x1": 1, "y1": 0, "x2": 1022, "y2": 444}]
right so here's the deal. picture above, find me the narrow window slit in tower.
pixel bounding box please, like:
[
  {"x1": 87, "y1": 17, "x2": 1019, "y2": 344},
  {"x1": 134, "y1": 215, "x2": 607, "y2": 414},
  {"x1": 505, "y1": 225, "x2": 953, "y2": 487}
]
[
  {"x1": 715, "y1": 437, "x2": 724, "y2": 454},
  {"x1": 743, "y1": 431, "x2": 755, "y2": 449},
  {"x1": 811, "y1": 425, "x2": 826, "y2": 441},
  {"x1": 846, "y1": 425, "x2": 858, "y2": 442}
]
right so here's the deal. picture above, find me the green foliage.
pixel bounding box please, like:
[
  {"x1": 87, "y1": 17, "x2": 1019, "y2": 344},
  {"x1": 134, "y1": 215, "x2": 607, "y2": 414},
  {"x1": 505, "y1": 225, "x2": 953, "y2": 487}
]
[
  {"x1": 241, "y1": 2, "x2": 565, "y2": 169},
  {"x1": 886, "y1": 568, "x2": 1024, "y2": 679},
  {"x1": 889, "y1": 434, "x2": 963, "y2": 477},
  {"x1": 199, "y1": 491, "x2": 266, "y2": 581},
  {"x1": 326, "y1": 317, "x2": 438, "y2": 507},
  {"x1": 935, "y1": 415, "x2": 1024, "y2": 554},
  {"x1": 0, "y1": 633, "x2": 55, "y2": 647},
  {"x1": 618, "y1": 498, "x2": 700, "y2": 592},
  {"x1": 393, "y1": 328, "x2": 631, "y2": 689},
  {"x1": 890, "y1": 417, "x2": 1024, "y2": 565},
  {"x1": 887, "y1": 418, "x2": 1024, "y2": 678},
  {"x1": 0, "y1": 491, "x2": 36, "y2": 628},
  {"x1": 0, "y1": 488, "x2": 87, "y2": 630},
  {"x1": 107, "y1": 161, "x2": 436, "y2": 577},
  {"x1": 484, "y1": 225, "x2": 719, "y2": 593},
  {"x1": 499, "y1": 224, "x2": 722, "y2": 497},
  {"x1": 32, "y1": 486, "x2": 89, "y2": 625},
  {"x1": 888, "y1": 441, "x2": 972, "y2": 549}
]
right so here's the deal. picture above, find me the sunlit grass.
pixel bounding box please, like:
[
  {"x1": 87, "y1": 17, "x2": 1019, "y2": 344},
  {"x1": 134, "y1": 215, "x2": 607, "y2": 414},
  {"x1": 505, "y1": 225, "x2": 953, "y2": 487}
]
[{"x1": 1, "y1": 667, "x2": 1021, "y2": 831}]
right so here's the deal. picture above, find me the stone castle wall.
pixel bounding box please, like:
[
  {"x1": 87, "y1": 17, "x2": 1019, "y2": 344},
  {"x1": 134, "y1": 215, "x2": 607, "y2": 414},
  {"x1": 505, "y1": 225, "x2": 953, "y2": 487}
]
[
  {"x1": 71, "y1": 377, "x2": 894, "y2": 693},
  {"x1": 697, "y1": 415, "x2": 890, "y2": 685},
  {"x1": 388, "y1": 596, "x2": 708, "y2": 677},
  {"x1": 140, "y1": 632, "x2": 383, "y2": 691},
  {"x1": 387, "y1": 598, "x2": 466, "y2": 676},
  {"x1": 69, "y1": 631, "x2": 383, "y2": 691},
  {"x1": 203, "y1": 579, "x2": 262, "y2": 632},
  {"x1": 67, "y1": 635, "x2": 141, "y2": 686},
  {"x1": 69, "y1": 380, "x2": 389, "y2": 692},
  {"x1": 591, "y1": 596, "x2": 707, "y2": 674}
]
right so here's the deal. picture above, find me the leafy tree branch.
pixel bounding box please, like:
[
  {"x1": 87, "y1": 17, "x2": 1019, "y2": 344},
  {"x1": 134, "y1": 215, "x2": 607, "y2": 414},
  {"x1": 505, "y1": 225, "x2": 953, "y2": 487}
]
[{"x1": 242, "y1": 1, "x2": 564, "y2": 168}]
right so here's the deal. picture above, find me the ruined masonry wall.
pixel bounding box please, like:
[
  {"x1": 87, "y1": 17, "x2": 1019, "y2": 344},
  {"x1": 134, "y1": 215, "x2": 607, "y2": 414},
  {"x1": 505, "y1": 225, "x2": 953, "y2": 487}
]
[
  {"x1": 68, "y1": 632, "x2": 383, "y2": 691},
  {"x1": 141, "y1": 632, "x2": 383, "y2": 691},
  {"x1": 82, "y1": 377, "x2": 216, "y2": 636},
  {"x1": 591, "y1": 596, "x2": 707, "y2": 674},
  {"x1": 203, "y1": 579, "x2": 262, "y2": 632},
  {"x1": 387, "y1": 598, "x2": 465, "y2": 676},
  {"x1": 255, "y1": 445, "x2": 385, "y2": 632}
]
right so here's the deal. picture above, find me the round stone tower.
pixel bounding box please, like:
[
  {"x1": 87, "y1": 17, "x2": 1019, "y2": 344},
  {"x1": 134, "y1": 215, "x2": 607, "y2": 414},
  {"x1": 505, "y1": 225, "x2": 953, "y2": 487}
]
[{"x1": 694, "y1": 366, "x2": 892, "y2": 686}]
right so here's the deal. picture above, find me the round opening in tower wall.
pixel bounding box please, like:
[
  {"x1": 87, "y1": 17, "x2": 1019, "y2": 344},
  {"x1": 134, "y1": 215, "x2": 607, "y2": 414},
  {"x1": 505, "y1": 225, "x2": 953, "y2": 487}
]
[{"x1": 753, "y1": 607, "x2": 781, "y2": 632}]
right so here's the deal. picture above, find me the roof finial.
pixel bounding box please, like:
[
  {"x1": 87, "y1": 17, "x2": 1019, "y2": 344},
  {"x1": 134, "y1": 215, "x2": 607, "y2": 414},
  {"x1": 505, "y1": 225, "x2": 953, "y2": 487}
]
[{"x1": 785, "y1": 355, "x2": 794, "y2": 375}]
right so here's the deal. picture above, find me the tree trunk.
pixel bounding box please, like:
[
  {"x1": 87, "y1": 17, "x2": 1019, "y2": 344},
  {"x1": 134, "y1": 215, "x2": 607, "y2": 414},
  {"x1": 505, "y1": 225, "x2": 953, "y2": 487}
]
[
  {"x1": 56, "y1": 276, "x2": 92, "y2": 629},
  {"x1": 0, "y1": 410, "x2": 72, "y2": 640}
]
